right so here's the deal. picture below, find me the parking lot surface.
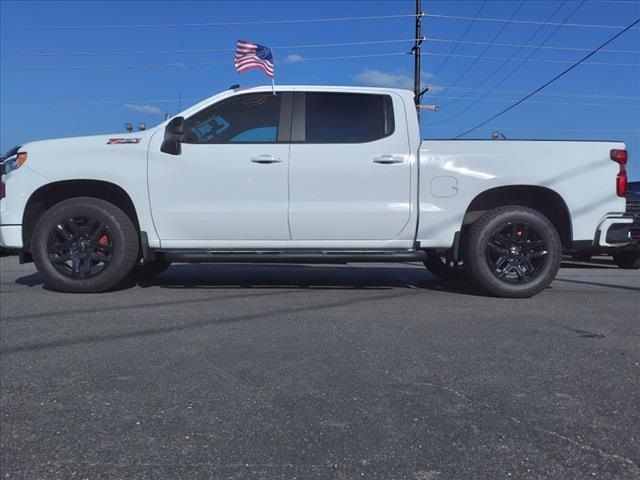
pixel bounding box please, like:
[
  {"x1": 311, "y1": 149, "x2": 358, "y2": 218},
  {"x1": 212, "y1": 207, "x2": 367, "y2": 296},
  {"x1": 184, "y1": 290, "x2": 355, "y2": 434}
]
[{"x1": 1, "y1": 256, "x2": 639, "y2": 479}]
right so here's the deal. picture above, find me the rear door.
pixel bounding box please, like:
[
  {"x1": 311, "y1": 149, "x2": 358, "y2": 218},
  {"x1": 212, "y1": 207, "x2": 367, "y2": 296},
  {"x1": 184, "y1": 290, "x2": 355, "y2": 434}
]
[{"x1": 288, "y1": 91, "x2": 412, "y2": 240}]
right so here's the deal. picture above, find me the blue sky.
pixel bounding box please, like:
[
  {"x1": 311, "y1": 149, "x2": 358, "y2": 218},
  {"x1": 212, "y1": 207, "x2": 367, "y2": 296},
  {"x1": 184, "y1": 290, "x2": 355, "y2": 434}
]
[{"x1": 1, "y1": 0, "x2": 639, "y2": 178}]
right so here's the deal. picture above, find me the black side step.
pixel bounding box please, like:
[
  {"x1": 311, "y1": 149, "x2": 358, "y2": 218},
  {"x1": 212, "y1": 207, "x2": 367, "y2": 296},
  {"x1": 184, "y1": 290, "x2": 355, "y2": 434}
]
[{"x1": 163, "y1": 249, "x2": 428, "y2": 264}]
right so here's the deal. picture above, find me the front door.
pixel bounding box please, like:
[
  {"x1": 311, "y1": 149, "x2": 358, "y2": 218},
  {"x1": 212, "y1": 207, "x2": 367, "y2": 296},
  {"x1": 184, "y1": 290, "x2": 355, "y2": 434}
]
[
  {"x1": 148, "y1": 92, "x2": 292, "y2": 244},
  {"x1": 288, "y1": 91, "x2": 412, "y2": 240}
]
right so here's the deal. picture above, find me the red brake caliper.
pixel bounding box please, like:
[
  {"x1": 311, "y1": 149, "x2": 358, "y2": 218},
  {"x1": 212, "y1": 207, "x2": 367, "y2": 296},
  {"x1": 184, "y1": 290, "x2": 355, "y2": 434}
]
[{"x1": 97, "y1": 235, "x2": 109, "y2": 256}]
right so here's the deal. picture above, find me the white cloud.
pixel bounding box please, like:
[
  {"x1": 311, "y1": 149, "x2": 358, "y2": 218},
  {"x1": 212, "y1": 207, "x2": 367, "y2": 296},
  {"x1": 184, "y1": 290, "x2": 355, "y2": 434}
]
[
  {"x1": 353, "y1": 69, "x2": 413, "y2": 89},
  {"x1": 351, "y1": 68, "x2": 442, "y2": 93},
  {"x1": 421, "y1": 71, "x2": 435, "y2": 81},
  {"x1": 284, "y1": 54, "x2": 304, "y2": 63},
  {"x1": 124, "y1": 103, "x2": 163, "y2": 116}
]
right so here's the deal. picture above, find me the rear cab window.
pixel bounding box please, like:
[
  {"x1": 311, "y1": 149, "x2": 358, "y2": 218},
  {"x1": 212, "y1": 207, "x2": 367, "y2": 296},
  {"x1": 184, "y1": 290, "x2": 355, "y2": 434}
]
[{"x1": 302, "y1": 92, "x2": 395, "y2": 144}]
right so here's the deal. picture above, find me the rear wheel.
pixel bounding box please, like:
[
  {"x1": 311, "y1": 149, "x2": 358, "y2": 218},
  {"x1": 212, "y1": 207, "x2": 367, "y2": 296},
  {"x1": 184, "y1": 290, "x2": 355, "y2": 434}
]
[
  {"x1": 612, "y1": 252, "x2": 640, "y2": 269},
  {"x1": 466, "y1": 206, "x2": 562, "y2": 298},
  {"x1": 31, "y1": 197, "x2": 139, "y2": 293}
]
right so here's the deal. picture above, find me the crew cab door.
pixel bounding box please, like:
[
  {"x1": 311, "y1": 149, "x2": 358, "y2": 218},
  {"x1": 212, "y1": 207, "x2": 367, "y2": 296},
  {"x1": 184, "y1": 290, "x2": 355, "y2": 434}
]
[
  {"x1": 288, "y1": 91, "x2": 412, "y2": 240},
  {"x1": 148, "y1": 92, "x2": 292, "y2": 244}
]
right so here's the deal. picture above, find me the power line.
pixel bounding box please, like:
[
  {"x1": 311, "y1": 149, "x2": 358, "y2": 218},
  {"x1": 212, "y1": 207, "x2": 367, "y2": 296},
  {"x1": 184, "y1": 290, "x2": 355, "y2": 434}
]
[
  {"x1": 425, "y1": 12, "x2": 640, "y2": 30},
  {"x1": 5, "y1": 50, "x2": 638, "y2": 71},
  {"x1": 422, "y1": 51, "x2": 639, "y2": 67},
  {"x1": 435, "y1": 86, "x2": 640, "y2": 101},
  {"x1": 436, "y1": 0, "x2": 570, "y2": 108},
  {"x1": 429, "y1": 2, "x2": 525, "y2": 101},
  {"x1": 0, "y1": 39, "x2": 418, "y2": 57},
  {"x1": 426, "y1": 37, "x2": 640, "y2": 54},
  {"x1": 0, "y1": 13, "x2": 416, "y2": 30},
  {"x1": 3, "y1": 37, "x2": 638, "y2": 58},
  {"x1": 432, "y1": 96, "x2": 640, "y2": 108},
  {"x1": 2, "y1": 13, "x2": 639, "y2": 30},
  {"x1": 429, "y1": 0, "x2": 487, "y2": 79},
  {"x1": 1, "y1": 52, "x2": 408, "y2": 71},
  {"x1": 435, "y1": 0, "x2": 585, "y2": 117},
  {"x1": 453, "y1": 17, "x2": 640, "y2": 139}
]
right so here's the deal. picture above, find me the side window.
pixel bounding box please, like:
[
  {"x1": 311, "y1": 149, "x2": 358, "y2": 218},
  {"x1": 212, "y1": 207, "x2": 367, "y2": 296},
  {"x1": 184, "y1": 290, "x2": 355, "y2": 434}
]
[
  {"x1": 183, "y1": 93, "x2": 281, "y2": 144},
  {"x1": 304, "y1": 93, "x2": 394, "y2": 143}
]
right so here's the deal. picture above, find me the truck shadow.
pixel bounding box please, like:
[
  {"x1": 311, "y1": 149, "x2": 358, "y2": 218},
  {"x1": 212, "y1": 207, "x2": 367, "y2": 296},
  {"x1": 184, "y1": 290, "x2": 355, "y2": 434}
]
[
  {"x1": 139, "y1": 264, "x2": 488, "y2": 294},
  {"x1": 16, "y1": 264, "x2": 488, "y2": 296},
  {"x1": 560, "y1": 259, "x2": 618, "y2": 269},
  {"x1": 15, "y1": 262, "x2": 627, "y2": 295}
]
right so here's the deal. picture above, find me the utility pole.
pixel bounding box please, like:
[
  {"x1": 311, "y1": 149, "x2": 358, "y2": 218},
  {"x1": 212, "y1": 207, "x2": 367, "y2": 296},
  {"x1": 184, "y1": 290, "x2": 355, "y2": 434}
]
[{"x1": 412, "y1": 0, "x2": 425, "y2": 115}]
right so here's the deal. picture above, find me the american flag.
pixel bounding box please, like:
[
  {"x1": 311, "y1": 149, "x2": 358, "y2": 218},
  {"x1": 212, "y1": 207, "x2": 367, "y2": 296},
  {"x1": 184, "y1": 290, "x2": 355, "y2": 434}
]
[{"x1": 235, "y1": 40, "x2": 274, "y2": 78}]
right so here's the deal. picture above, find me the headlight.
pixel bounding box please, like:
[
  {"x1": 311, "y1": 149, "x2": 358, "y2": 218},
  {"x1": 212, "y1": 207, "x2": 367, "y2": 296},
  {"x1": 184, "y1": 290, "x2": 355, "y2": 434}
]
[{"x1": 4, "y1": 152, "x2": 27, "y2": 174}]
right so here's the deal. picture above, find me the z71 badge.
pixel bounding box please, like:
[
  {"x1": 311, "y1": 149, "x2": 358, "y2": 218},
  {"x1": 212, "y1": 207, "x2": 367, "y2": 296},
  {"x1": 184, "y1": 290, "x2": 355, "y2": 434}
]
[{"x1": 107, "y1": 138, "x2": 141, "y2": 144}]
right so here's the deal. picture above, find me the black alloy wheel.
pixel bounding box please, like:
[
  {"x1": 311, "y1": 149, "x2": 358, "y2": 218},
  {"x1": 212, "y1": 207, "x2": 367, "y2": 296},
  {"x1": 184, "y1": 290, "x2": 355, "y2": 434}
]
[
  {"x1": 31, "y1": 197, "x2": 139, "y2": 293},
  {"x1": 466, "y1": 206, "x2": 562, "y2": 298},
  {"x1": 486, "y1": 222, "x2": 547, "y2": 283},
  {"x1": 47, "y1": 217, "x2": 113, "y2": 279}
]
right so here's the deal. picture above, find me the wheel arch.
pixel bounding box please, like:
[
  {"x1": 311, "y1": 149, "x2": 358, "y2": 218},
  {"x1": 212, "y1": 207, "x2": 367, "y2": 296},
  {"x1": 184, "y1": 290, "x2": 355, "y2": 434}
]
[
  {"x1": 22, "y1": 180, "x2": 140, "y2": 253},
  {"x1": 462, "y1": 185, "x2": 573, "y2": 248}
]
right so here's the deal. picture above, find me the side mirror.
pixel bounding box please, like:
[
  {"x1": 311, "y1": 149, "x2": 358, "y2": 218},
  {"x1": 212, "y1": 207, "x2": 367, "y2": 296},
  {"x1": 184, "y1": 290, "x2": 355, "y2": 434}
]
[{"x1": 161, "y1": 116, "x2": 185, "y2": 155}]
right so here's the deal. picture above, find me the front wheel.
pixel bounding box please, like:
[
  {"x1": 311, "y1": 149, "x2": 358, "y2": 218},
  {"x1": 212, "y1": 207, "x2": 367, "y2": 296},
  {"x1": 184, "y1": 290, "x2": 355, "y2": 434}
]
[
  {"x1": 466, "y1": 206, "x2": 562, "y2": 298},
  {"x1": 612, "y1": 252, "x2": 640, "y2": 269},
  {"x1": 31, "y1": 197, "x2": 139, "y2": 293}
]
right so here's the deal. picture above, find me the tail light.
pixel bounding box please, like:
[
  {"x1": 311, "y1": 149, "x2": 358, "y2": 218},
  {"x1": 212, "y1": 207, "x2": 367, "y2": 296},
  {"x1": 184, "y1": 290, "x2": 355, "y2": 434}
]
[{"x1": 611, "y1": 149, "x2": 628, "y2": 197}]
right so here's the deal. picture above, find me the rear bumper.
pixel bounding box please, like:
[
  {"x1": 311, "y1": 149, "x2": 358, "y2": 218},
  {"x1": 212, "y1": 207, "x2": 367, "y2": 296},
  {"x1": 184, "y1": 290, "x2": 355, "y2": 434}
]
[
  {"x1": 594, "y1": 214, "x2": 640, "y2": 248},
  {"x1": 0, "y1": 224, "x2": 23, "y2": 250}
]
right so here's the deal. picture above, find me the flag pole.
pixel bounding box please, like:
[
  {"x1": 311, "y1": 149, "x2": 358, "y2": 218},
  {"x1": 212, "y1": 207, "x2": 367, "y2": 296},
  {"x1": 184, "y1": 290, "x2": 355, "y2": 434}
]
[{"x1": 271, "y1": 47, "x2": 276, "y2": 95}]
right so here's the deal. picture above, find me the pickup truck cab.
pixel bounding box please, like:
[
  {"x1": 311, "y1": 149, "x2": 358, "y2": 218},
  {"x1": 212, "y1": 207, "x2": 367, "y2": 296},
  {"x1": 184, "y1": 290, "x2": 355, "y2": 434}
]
[{"x1": 1, "y1": 85, "x2": 637, "y2": 297}]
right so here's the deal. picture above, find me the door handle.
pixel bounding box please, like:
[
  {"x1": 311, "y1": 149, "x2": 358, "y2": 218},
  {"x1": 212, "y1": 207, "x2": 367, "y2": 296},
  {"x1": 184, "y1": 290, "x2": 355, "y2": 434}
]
[
  {"x1": 251, "y1": 155, "x2": 282, "y2": 164},
  {"x1": 373, "y1": 155, "x2": 404, "y2": 164}
]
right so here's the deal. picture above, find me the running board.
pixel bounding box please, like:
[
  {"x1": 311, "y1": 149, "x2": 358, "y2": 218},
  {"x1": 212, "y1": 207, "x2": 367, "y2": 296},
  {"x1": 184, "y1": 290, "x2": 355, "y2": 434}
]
[{"x1": 162, "y1": 249, "x2": 427, "y2": 264}]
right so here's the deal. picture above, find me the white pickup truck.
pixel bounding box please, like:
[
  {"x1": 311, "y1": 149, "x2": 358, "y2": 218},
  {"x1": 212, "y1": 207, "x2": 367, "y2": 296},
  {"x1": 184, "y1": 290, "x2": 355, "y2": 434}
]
[{"x1": 1, "y1": 85, "x2": 638, "y2": 297}]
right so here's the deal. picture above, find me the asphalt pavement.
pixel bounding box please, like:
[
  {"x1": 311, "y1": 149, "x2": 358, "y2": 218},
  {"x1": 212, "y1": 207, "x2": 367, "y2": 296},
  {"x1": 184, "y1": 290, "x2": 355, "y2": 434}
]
[{"x1": 1, "y1": 256, "x2": 639, "y2": 480}]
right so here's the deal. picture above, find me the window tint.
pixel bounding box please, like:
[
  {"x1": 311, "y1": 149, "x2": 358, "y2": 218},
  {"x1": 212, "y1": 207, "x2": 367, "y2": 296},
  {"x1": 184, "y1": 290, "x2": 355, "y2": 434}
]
[
  {"x1": 305, "y1": 93, "x2": 394, "y2": 143},
  {"x1": 183, "y1": 93, "x2": 280, "y2": 144}
]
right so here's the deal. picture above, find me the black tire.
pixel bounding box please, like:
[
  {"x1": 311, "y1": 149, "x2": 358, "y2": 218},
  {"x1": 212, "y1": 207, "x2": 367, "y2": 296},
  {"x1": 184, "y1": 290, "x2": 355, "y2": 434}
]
[
  {"x1": 31, "y1": 197, "x2": 139, "y2": 293},
  {"x1": 571, "y1": 252, "x2": 592, "y2": 262},
  {"x1": 424, "y1": 251, "x2": 469, "y2": 282},
  {"x1": 466, "y1": 206, "x2": 562, "y2": 298},
  {"x1": 612, "y1": 252, "x2": 640, "y2": 269},
  {"x1": 133, "y1": 255, "x2": 172, "y2": 280}
]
